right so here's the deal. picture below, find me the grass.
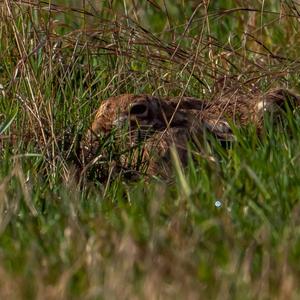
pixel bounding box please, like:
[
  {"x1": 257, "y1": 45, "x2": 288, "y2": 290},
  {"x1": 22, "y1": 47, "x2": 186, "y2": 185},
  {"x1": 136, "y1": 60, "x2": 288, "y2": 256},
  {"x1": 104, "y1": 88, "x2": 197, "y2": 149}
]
[{"x1": 1, "y1": 0, "x2": 300, "y2": 299}]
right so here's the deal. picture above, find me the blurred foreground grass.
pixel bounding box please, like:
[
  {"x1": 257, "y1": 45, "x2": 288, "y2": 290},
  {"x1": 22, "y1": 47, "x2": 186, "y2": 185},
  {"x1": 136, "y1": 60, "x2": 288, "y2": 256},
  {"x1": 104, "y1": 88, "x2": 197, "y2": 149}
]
[{"x1": 1, "y1": 0, "x2": 300, "y2": 299}]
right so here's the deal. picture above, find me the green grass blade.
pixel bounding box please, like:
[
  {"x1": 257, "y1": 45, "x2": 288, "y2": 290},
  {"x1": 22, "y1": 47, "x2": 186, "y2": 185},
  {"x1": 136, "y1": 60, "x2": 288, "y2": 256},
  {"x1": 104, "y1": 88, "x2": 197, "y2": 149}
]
[{"x1": 0, "y1": 110, "x2": 17, "y2": 135}]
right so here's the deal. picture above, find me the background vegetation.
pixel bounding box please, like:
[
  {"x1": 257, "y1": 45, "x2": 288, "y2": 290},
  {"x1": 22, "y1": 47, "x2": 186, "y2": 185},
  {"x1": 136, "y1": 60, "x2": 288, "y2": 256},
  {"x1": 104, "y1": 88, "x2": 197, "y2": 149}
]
[{"x1": 1, "y1": 0, "x2": 300, "y2": 298}]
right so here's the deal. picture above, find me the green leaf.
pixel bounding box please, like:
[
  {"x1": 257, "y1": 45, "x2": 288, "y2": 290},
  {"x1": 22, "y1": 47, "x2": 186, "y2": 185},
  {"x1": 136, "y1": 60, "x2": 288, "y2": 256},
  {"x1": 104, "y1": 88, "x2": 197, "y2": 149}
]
[{"x1": 0, "y1": 110, "x2": 17, "y2": 135}]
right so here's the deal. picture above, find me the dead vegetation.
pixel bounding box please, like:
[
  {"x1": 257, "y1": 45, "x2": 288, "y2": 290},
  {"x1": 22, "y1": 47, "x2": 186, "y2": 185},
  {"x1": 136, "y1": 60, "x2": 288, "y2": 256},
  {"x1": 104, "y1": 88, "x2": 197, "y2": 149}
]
[{"x1": 1, "y1": 1, "x2": 300, "y2": 299}]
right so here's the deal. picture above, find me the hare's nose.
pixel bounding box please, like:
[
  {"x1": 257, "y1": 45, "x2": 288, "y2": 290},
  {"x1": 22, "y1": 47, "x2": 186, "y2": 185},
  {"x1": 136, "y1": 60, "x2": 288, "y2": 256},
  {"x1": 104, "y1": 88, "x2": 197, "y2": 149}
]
[{"x1": 129, "y1": 102, "x2": 148, "y2": 117}]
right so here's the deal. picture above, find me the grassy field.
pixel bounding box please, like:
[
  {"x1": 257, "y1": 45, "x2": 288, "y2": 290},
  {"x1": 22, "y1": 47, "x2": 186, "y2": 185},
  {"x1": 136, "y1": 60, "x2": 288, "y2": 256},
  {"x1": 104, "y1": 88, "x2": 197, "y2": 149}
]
[{"x1": 1, "y1": 0, "x2": 300, "y2": 299}]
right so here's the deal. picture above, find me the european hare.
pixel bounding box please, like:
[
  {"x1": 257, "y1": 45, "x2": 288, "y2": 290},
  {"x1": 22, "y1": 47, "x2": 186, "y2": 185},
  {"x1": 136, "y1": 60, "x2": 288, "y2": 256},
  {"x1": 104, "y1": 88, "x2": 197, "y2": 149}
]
[
  {"x1": 81, "y1": 89, "x2": 300, "y2": 178},
  {"x1": 81, "y1": 94, "x2": 205, "y2": 178}
]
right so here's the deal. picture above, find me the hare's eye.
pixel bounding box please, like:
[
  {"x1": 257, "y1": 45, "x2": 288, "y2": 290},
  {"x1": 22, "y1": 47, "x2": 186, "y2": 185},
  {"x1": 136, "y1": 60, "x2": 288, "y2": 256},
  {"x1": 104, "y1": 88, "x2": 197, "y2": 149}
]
[{"x1": 130, "y1": 103, "x2": 148, "y2": 116}]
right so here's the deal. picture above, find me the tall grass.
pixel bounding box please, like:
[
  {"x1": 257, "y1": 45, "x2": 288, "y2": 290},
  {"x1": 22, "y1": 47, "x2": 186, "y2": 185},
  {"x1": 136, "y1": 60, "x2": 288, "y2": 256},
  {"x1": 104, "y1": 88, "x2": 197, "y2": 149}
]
[{"x1": 1, "y1": 0, "x2": 300, "y2": 299}]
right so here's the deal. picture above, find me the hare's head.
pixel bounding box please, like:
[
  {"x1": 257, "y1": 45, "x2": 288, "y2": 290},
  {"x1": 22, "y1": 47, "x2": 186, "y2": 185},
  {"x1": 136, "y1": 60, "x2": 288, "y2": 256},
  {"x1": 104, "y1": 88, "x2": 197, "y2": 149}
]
[
  {"x1": 81, "y1": 94, "x2": 194, "y2": 176},
  {"x1": 90, "y1": 94, "x2": 189, "y2": 140}
]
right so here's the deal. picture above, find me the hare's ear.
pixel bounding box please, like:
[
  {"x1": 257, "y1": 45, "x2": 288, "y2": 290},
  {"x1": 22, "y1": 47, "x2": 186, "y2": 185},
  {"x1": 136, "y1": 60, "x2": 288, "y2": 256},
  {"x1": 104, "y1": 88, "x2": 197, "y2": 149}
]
[
  {"x1": 168, "y1": 97, "x2": 209, "y2": 111},
  {"x1": 203, "y1": 119, "x2": 236, "y2": 142},
  {"x1": 264, "y1": 89, "x2": 300, "y2": 111}
]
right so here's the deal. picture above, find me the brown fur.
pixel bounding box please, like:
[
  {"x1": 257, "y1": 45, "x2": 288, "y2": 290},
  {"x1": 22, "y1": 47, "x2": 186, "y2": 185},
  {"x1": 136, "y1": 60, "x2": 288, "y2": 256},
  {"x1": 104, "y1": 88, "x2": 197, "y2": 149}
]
[{"x1": 81, "y1": 89, "x2": 300, "y2": 178}]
